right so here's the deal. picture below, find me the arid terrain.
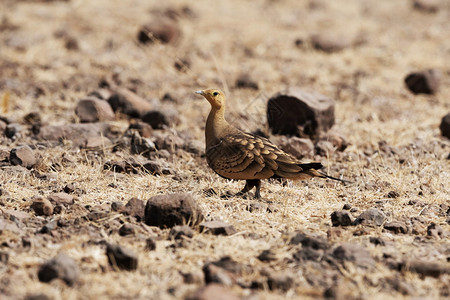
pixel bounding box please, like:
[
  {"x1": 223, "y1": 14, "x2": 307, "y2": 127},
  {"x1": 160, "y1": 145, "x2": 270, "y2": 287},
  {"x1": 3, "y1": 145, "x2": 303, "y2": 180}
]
[{"x1": 0, "y1": 0, "x2": 449, "y2": 299}]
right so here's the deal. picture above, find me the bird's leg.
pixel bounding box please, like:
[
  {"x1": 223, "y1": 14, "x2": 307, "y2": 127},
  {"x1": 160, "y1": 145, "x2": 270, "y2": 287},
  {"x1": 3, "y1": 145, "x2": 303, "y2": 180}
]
[
  {"x1": 236, "y1": 179, "x2": 261, "y2": 199},
  {"x1": 253, "y1": 180, "x2": 261, "y2": 199}
]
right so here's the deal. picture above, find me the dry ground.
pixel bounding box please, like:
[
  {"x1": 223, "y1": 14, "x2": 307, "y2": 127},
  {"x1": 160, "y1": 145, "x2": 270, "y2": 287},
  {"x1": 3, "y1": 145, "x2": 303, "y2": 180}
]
[{"x1": 0, "y1": 0, "x2": 449, "y2": 299}]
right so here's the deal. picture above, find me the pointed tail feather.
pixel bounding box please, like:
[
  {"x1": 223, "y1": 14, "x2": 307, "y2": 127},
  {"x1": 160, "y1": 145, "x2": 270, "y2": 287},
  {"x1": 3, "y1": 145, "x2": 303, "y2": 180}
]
[{"x1": 298, "y1": 162, "x2": 351, "y2": 184}]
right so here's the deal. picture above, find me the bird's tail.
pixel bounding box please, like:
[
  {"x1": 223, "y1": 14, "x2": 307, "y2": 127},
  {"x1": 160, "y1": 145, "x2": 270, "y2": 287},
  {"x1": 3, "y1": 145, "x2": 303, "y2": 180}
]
[{"x1": 298, "y1": 162, "x2": 351, "y2": 184}]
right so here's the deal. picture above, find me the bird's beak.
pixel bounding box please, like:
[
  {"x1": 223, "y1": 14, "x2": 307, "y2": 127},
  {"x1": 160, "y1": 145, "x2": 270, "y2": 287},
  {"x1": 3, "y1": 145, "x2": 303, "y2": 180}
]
[{"x1": 195, "y1": 90, "x2": 205, "y2": 96}]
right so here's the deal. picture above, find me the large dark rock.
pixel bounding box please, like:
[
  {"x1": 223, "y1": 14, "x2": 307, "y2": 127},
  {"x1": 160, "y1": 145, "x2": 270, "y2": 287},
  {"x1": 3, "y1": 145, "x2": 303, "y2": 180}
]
[
  {"x1": 404, "y1": 69, "x2": 441, "y2": 95},
  {"x1": 267, "y1": 87, "x2": 335, "y2": 138},
  {"x1": 144, "y1": 193, "x2": 203, "y2": 228}
]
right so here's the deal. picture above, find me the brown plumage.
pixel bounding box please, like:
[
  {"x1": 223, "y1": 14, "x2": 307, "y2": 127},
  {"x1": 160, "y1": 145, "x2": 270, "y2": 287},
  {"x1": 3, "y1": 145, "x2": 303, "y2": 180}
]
[{"x1": 195, "y1": 88, "x2": 345, "y2": 199}]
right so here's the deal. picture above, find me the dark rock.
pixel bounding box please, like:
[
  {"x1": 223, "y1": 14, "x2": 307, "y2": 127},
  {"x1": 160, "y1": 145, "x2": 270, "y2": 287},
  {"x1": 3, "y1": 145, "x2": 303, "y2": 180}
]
[
  {"x1": 293, "y1": 247, "x2": 324, "y2": 262},
  {"x1": 141, "y1": 110, "x2": 169, "y2": 129},
  {"x1": 211, "y1": 256, "x2": 244, "y2": 274},
  {"x1": 130, "y1": 130, "x2": 157, "y2": 155},
  {"x1": 128, "y1": 121, "x2": 153, "y2": 138},
  {"x1": 111, "y1": 201, "x2": 124, "y2": 212},
  {"x1": 169, "y1": 225, "x2": 194, "y2": 239},
  {"x1": 5, "y1": 123, "x2": 21, "y2": 139},
  {"x1": 48, "y1": 192, "x2": 74, "y2": 206},
  {"x1": 63, "y1": 183, "x2": 76, "y2": 194},
  {"x1": 386, "y1": 191, "x2": 400, "y2": 198},
  {"x1": 107, "y1": 88, "x2": 152, "y2": 118},
  {"x1": 427, "y1": 223, "x2": 444, "y2": 238},
  {"x1": 137, "y1": 18, "x2": 181, "y2": 45},
  {"x1": 353, "y1": 208, "x2": 386, "y2": 226},
  {"x1": 199, "y1": 221, "x2": 237, "y2": 236},
  {"x1": 384, "y1": 221, "x2": 408, "y2": 234},
  {"x1": 38, "y1": 253, "x2": 78, "y2": 285},
  {"x1": 180, "y1": 270, "x2": 204, "y2": 284},
  {"x1": 290, "y1": 232, "x2": 329, "y2": 250},
  {"x1": 331, "y1": 210, "x2": 353, "y2": 226},
  {"x1": 414, "y1": 0, "x2": 439, "y2": 13},
  {"x1": 23, "y1": 111, "x2": 41, "y2": 125},
  {"x1": 440, "y1": 112, "x2": 450, "y2": 139},
  {"x1": 369, "y1": 237, "x2": 385, "y2": 246},
  {"x1": 235, "y1": 74, "x2": 258, "y2": 90},
  {"x1": 106, "y1": 244, "x2": 138, "y2": 271},
  {"x1": 118, "y1": 224, "x2": 137, "y2": 236},
  {"x1": 404, "y1": 69, "x2": 441, "y2": 95},
  {"x1": 323, "y1": 285, "x2": 345, "y2": 299},
  {"x1": 257, "y1": 249, "x2": 277, "y2": 262},
  {"x1": 311, "y1": 33, "x2": 351, "y2": 53},
  {"x1": 400, "y1": 260, "x2": 450, "y2": 278},
  {"x1": 37, "y1": 123, "x2": 111, "y2": 148},
  {"x1": 40, "y1": 221, "x2": 57, "y2": 234},
  {"x1": 75, "y1": 97, "x2": 115, "y2": 123},
  {"x1": 202, "y1": 263, "x2": 235, "y2": 286},
  {"x1": 186, "y1": 283, "x2": 239, "y2": 300},
  {"x1": 331, "y1": 243, "x2": 375, "y2": 268},
  {"x1": 277, "y1": 136, "x2": 314, "y2": 159},
  {"x1": 10, "y1": 145, "x2": 37, "y2": 169},
  {"x1": 342, "y1": 203, "x2": 352, "y2": 210},
  {"x1": 145, "y1": 238, "x2": 157, "y2": 251},
  {"x1": 174, "y1": 58, "x2": 190, "y2": 72},
  {"x1": 267, "y1": 272, "x2": 294, "y2": 291},
  {"x1": 144, "y1": 193, "x2": 203, "y2": 228},
  {"x1": 267, "y1": 87, "x2": 335, "y2": 138},
  {"x1": 124, "y1": 198, "x2": 145, "y2": 221},
  {"x1": 86, "y1": 210, "x2": 108, "y2": 221},
  {"x1": 31, "y1": 197, "x2": 54, "y2": 216}
]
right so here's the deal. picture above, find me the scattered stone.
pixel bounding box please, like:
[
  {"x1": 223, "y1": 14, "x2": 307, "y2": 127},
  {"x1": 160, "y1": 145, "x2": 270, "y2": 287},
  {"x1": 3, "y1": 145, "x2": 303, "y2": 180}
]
[
  {"x1": 23, "y1": 111, "x2": 41, "y2": 125},
  {"x1": 75, "y1": 97, "x2": 115, "y2": 123},
  {"x1": 369, "y1": 237, "x2": 385, "y2": 246},
  {"x1": 104, "y1": 158, "x2": 167, "y2": 176},
  {"x1": 202, "y1": 263, "x2": 235, "y2": 286},
  {"x1": 130, "y1": 130, "x2": 157, "y2": 155},
  {"x1": 342, "y1": 203, "x2": 352, "y2": 210},
  {"x1": 257, "y1": 249, "x2": 277, "y2": 262},
  {"x1": 211, "y1": 256, "x2": 244, "y2": 274},
  {"x1": 48, "y1": 192, "x2": 74, "y2": 206},
  {"x1": 320, "y1": 130, "x2": 348, "y2": 152},
  {"x1": 331, "y1": 243, "x2": 375, "y2": 268},
  {"x1": 315, "y1": 140, "x2": 336, "y2": 156},
  {"x1": 386, "y1": 191, "x2": 400, "y2": 198},
  {"x1": 86, "y1": 210, "x2": 109, "y2": 221},
  {"x1": 440, "y1": 112, "x2": 450, "y2": 139},
  {"x1": 144, "y1": 193, "x2": 203, "y2": 228},
  {"x1": 119, "y1": 223, "x2": 137, "y2": 236},
  {"x1": 10, "y1": 145, "x2": 37, "y2": 169},
  {"x1": 278, "y1": 136, "x2": 314, "y2": 159},
  {"x1": 31, "y1": 197, "x2": 54, "y2": 216},
  {"x1": 37, "y1": 123, "x2": 111, "y2": 148},
  {"x1": 24, "y1": 294, "x2": 51, "y2": 300},
  {"x1": 128, "y1": 121, "x2": 153, "y2": 138},
  {"x1": 290, "y1": 232, "x2": 329, "y2": 250},
  {"x1": 174, "y1": 58, "x2": 190, "y2": 72},
  {"x1": 331, "y1": 210, "x2": 353, "y2": 227},
  {"x1": 413, "y1": 0, "x2": 439, "y2": 13},
  {"x1": 63, "y1": 183, "x2": 76, "y2": 194},
  {"x1": 39, "y1": 221, "x2": 57, "y2": 234},
  {"x1": 137, "y1": 18, "x2": 181, "y2": 45},
  {"x1": 111, "y1": 201, "x2": 125, "y2": 212},
  {"x1": 186, "y1": 283, "x2": 239, "y2": 300},
  {"x1": 0, "y1": 251, "x2": 9, "y2": 263},
  {"x1": 124, "y1": 198, "x2": 145, "y2": 221},
  {"x1": 384, "y1": 221, "x2": 408, "y2": 234},
  {"x1": 235, "y1": 74, "x2": 258, "y2": 90},
  {"x1": 38, "y1": 253, "x2": 79, "y2": 286},
  {"x1": 401, "y1": 260, "x2": 450, "y2": 278},
  {"x1": 169, "y1": 225, "x2": 194, "y2": 239},
  {"x1": 267, "y1": 272, "x2": 294, "y2": 291},
  {"x1": 267, "y1": 87, "x2": 335, "y2": 138},
  {"x1": 145, "y1": 238, "x2": 157, "y2": 251},
  {"x1": 5, "y1": 123, "x2": 21, "y2": 139},
  {"x1": 404, "y1": 69, "x2": 441, "y2": 95},
  {"x1": 199, "y1": 221, "x2": 237, "y2": 236},
  {"x1": 293, "y1": 247, "x2": 324, "y2": 262},
  {"x1": 106, "y1": 244, "x2": 138, "y2": 271},
  {"x1": 141, "y1": 110, "x2": 169, "y2": 129},
  {"x1": 107, "y1": 88, "x2": 152, "y2": 118},
  {"x1": 353, "y1": 208, "x2": 386, "y2": 226},
  {"x1": 181, "y1": 270, "x2": 204, "y2": 284},
  {"x1": 323, "y1": 285, "x2": 345, "y2": 299},
  {"x1": 311, "y1": 33, "x2": 351, "y2": 53},
  {"x1": 427, "y1": 223, "x2": 444, "y2": 238}
]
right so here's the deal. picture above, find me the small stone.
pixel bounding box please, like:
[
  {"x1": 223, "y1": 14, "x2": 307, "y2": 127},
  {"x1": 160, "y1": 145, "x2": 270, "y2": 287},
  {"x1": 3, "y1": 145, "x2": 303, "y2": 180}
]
[
  {"x1": 31, "y1": 197, "x2": 54, "y2": 216},
  {"x1": 386, "y1": 191, "x2": 400, "y2": 198},
  {"x1": 440, "y1": 112, "x2": 450, "y2": 139},
  {"x1": 311, "y1": 33, "x2": 351, "y2": 53},
  {"x1": 267, "y1": 272, "x2": 294, "y2": 291},
  {"x1": 384, "y1": 221, "x2": 408, "y2": 234},
  {"x1": 111, "y1": 201, "x2": 125, "y2": 212},
  {"x1": 145, "y1": 238, "x2": 157, "y2": 251},
  {"x1": 0, "y1": 251, "x2": 9, "y2": 263},
  {"x1": 199, "y1": 221, "x2": 237, "y2": 236},
  {"x1": 10, "y1": 145, "x2": 37, "y2": 169},
  {"x1": 401, "y1": 260, "x2": 449, "y2": 278},
  {"x1": 413, "y1": 0, "x2": 439, "y2": 13},
  {"x1": 369, "y1": 237, "x2": 385, "y2": 246},
  {"x1": 38, "y1": 253, "x2": 79, "y2": 286},
  {"x1": 48, "y1": 192, "x2": 74, "y2": 206},
  {"x1": 141, "y1": 110, "x2": 169, "y2": 129},
  {"x1": 331, "y1": 243, "x2": 375, "y2": 268},
  {"x1": 330, "y1": 210, "x2": 353, "y2": 226},
  {"x1": 323, "y1": 285, "x2": 345, "y2": 299},
  {"x1": 235, "y1": 74, "x2": 258, "y2": 90},
  {"x1": 128, "y1": 121, "x2": 153, "y2": 138},
  {"x1": 342, "y1": 203, "x2": 352, "y2": 210},
  {"x1": 75, "y1": 97, "x2": 115, "y2": 123},
  {"x1": 40, "y1": 221, "x2": 57, "y2": 234},
  {"x1": 169, "y1": 225, "x2": 194, "y2": 239},
  {"x1": 124, "y1": 198, "x2": 145, "y2": 221},
  {"x1": 257, "y1": 249, "x2": 277, "y2": 262},
  {"x1": 278, "y1": 136, "x2": 314, "y2": 159},
  {"x1": 23, "y1": 111, "x2": 41, "y2": 125},
  {"x1": 267, "y1": 87, "x2": 335, "y2": 138},
  {"x1": 293, "y1": 247, "x2": 323, "y2": 262},
  {"x1": 181, "y1": 270, "x2": 204, "y2": 284},
  {"x1": 202, "y1": 263, "x2": 235, "y2": 286},
  {"x1": 353, "y1": 208, "x2": 386, "y2": 226},
  {"x1": 290, "y1": 232, "x2": 329, "y2": 250},
  {"x1": 5, "y1": 123, "x2": 21, "y2": 139},
  {"x1": 404, "y1": 69, "x2": 441, "y2": 95},
  {"x1": 106, "y1": 244, "x2": 138, "y2": 271},
  {"x1": 63, "y1": 183, "x2": 76, "y2": 194},
  {"x1": 118, "y1": 224, "x2": 137, "y2": 236},
  {"x1": 107, "y1": 88, "x2": 152, "y2": 118},
  {"x1": 86, "y1": 210, "x2": 109, "y2": 221},
  {"x1": 186, "y1": 283, "x2": 239, "y2": 300},
  {"x1": 37, "y1": 123, "x2": 111, "y2": 148},
  {"x1": 427, "y1": 223, "x2": 444, "y2": 238},
  {"x1": 174, "y1": 58, "x2": 190, "y2": 72},
  {"x1": 315, "y1": 140, "x2": 335, "y2": 156},
  {"x1": 137, "y1": 18, "x2": 181, "y2": 45},
  {"x1": 144, "y1": 193, "x2": 203, "y2": 228}
]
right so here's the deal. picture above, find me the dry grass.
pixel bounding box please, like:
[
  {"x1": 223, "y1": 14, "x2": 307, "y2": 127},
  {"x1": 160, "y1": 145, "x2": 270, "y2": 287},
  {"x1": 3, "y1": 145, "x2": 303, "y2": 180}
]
[{"x1": 0, "y1": 0, "x2": 449, "y2": 299}]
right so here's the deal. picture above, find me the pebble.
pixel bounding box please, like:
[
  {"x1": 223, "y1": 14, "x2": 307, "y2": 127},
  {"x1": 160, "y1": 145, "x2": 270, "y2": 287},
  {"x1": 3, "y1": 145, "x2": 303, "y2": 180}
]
[
  {"x1": 169, "y1": 225, "x2": 194, "y2": 239},
  {"x1": 199, "y1": 221, "x2": 237, "y2": 236},
  {"x1": 31, "y1": 197, "x2": 54, "y2": 216},
  {"x1": 106, "y1": 244, "x2": 138, "y2": 271},
  {"x1": 38, "y1": 253, "x2": 79, "y2": 285},
  {"x1": 384, "y1": 221, "x2": 408, "y2": 234},
  {"x1": 75, "y1": 97, "x2": 115, "y2": 123},
  {"x1": 137, "y1": 17, "x2": 181, "y2": 45},
  {"x1": 404, "y1": 69, "x2": 441, "y2": 95},
  {"x1": 353, "y1": 208, "x2": 386, "y2": 226},
  {"x1": 331, "y1": 243, "x2": 375, "y2": 268},
  {"x1": 10, "y1": 145, "x2": 37, "y2": 169},
  {"x1": 330, "y1": 210, "x2": 353, "y2": 227},
  {"x1": 439, "y1": 112, "x2": 450, "y2": 139}
]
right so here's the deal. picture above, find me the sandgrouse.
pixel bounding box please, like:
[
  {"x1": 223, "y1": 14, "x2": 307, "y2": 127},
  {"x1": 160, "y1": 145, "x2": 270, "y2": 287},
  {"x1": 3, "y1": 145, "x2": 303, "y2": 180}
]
[{"x1": 195, "y1": 88, "x2": 345, "y2": 199}]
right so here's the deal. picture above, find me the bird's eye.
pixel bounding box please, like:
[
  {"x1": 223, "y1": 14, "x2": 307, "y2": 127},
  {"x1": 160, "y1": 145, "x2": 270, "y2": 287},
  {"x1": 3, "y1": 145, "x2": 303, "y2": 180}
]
[{"x1": 213, "y1": 92, "x2": 219, "y2": 96}]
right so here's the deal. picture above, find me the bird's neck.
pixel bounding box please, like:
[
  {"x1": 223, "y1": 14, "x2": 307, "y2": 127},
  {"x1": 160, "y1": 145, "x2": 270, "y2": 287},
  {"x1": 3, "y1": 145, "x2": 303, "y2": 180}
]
[{"x1": 206, "y1": 106, "x2": 228, "y2": 148}]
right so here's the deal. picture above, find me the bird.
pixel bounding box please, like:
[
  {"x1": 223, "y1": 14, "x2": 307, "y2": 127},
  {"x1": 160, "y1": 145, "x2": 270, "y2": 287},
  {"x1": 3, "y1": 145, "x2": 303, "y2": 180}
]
[{"x1": 195, "y1": 88, "x2": 346, "y2": 199}]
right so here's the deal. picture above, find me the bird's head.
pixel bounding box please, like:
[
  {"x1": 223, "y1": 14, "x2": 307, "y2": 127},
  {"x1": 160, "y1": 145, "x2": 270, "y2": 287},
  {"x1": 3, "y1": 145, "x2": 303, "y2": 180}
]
[{"x1": 195, "y1": 89, "x2": 225, "y2": 109}]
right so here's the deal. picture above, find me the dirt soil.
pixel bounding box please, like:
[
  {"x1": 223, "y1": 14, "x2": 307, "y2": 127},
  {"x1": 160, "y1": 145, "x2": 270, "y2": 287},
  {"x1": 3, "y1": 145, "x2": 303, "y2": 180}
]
[{"x1": 0, "y1": 0, "x2": 449, "y2": 299}]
